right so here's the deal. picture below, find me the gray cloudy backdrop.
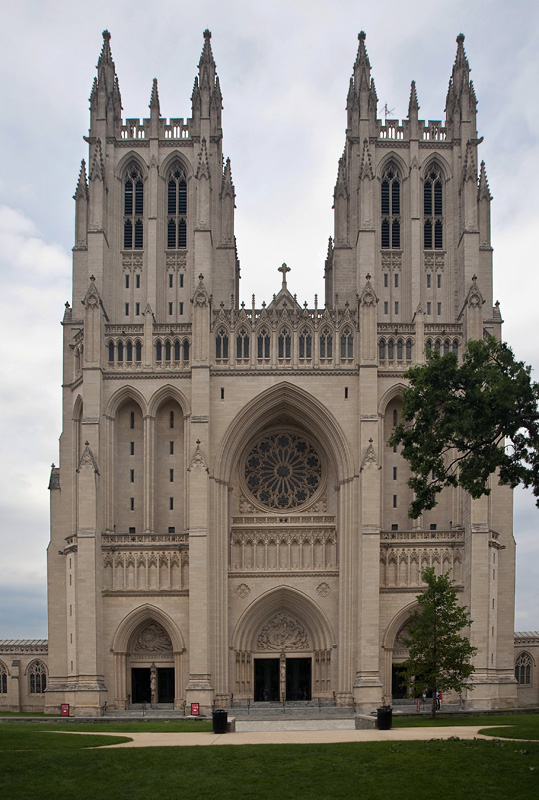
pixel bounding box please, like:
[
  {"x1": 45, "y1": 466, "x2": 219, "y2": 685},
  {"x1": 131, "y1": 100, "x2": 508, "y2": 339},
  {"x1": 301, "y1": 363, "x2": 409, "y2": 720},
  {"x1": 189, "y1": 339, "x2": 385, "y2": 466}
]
[{"x1": 0, "y1": 0, "x2": 538, "y2": 636}]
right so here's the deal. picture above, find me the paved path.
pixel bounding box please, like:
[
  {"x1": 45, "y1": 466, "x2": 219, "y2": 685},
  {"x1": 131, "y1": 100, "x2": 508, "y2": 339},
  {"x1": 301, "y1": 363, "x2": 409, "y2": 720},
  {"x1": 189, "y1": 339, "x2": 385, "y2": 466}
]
[{"x1": 58, "y1": 725, "x2": 507, "y2": 748}]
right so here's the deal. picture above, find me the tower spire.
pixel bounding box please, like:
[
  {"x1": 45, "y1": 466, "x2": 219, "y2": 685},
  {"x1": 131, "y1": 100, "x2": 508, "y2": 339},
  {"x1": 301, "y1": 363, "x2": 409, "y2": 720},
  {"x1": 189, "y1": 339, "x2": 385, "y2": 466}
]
[
  {"x1": 445, "y1": 33, "x2": 476, "y2": 131},
  {"x1": 90, "y1": 30, "x2": 122, "y2": 134},
  {"x1": 149, "y1": 78, "x2": 160, "y2": 115}
]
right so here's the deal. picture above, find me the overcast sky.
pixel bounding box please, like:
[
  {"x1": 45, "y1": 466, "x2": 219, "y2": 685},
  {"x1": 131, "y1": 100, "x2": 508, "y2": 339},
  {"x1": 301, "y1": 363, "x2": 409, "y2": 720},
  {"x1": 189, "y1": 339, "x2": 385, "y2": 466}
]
[{"x1": 0, "y1": 0, "x2": 538, "y2": 637}]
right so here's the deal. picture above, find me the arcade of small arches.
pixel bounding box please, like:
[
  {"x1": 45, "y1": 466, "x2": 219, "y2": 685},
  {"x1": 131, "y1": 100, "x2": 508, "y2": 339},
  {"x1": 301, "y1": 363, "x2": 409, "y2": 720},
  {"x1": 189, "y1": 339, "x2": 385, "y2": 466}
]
[
  {"x1": 105, "y1": 337, "x2": 191, "y2": 366},
  {"x1": 215, "y1": 325, "x2": 356, "y2": 364}
]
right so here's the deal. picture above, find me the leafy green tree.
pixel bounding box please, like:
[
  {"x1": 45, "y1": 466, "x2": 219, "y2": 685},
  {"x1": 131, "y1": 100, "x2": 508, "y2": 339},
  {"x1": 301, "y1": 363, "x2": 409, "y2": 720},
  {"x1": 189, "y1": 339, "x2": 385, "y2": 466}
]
[
  {"x1": 390, "y1": 336, "x2": 539, "y2": 518},
  {"x1": 400, "y1": 567, "x2": 476, "y2": 717}
]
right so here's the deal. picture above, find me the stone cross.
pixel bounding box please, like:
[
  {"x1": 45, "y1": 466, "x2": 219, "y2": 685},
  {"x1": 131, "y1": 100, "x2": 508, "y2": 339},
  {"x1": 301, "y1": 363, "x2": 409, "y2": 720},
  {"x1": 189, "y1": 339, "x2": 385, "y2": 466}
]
[{"x1": 278, "y1": 262, "x2": 290, "y2": 289}]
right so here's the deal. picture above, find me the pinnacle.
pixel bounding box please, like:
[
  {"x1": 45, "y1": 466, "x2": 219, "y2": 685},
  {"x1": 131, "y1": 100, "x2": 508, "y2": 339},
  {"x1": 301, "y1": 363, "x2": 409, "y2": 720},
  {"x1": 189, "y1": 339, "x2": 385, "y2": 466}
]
[
  {"x1": 478, "y1": 160, "x2": 492, "y2": 200},
  {"x1": 355, "y1": 30, "x2": 370, "y2": 69},
  {"x1": 97, "y1": 28, "x2": 115, "y2": 70},
  {"x1": 149, "y1": 78, "x2": 160, "y2": 113},
  {"x1": 408, "y1": 80, "x2": 419, "y2": 117},
  {"x1": 73, "y1": 159, "x2": 89, "y2": 200}
]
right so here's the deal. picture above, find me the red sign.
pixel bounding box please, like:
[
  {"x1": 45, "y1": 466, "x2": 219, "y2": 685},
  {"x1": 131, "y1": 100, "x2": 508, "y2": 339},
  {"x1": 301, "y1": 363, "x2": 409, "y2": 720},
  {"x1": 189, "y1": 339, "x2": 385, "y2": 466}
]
[
  {"x1": 60, "y1": 704, "x2": 70, "y2": 717},
  {"x1": 191, "y1": 702, "x2": 200, "y2": 716}
]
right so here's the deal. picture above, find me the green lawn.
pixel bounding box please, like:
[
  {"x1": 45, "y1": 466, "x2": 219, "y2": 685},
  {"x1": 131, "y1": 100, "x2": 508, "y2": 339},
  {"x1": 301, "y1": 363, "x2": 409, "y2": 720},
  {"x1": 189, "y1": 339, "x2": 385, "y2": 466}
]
[
  {"x1": 393, "y1": 712, "x2": 539, "y2": 740},
  {"x1": 0, "y1": 720, "x2": 538, "y2": 800}
]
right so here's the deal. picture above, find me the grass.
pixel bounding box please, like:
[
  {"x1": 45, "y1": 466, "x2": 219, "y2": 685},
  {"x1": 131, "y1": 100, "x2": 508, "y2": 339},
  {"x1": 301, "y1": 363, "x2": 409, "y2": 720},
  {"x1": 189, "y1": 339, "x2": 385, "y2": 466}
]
[
  {"x1": 0, "y1": 734, "x2": 537, "y2": 800},
  {"x1": 393, "y1": 712, "x2": 539, "y2": 740}
]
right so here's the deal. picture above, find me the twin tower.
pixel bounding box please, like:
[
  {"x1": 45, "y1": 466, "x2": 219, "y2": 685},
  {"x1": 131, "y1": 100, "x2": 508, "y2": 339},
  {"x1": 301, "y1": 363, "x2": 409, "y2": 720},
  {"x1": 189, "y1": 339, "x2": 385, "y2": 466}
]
[{"x1": 45, "y1": 31, "x2": 516, "y2": 716}]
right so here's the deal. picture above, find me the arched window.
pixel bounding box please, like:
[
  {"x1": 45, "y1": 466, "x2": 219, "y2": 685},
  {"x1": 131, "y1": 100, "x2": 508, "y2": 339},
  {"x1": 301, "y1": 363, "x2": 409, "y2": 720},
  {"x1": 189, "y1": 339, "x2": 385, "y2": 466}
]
[
  {"x1": 108, "y1": 341, "x2": 114, "y2": 362},
  {"x1": 165, "y1": 340, "x2": 171, "y2": 361},
  {"x1": 236, "y1": 328, "x2": 250, "y2": 360},
  {"x1": 257, "y1": 328, "x2": 270, "y2": 359},
  {"x1": 0, "y1": 662, "x2": 7, "y2": 694},
  {"x1": 379, "y1": 339, "x2": 386, "y2": 360},
  {"x1": 124, "y1": 167, "x2": 143, "y2": 250},
  {"x1": 340, "y1": 329, "x2": 353, "y2": 360},
  {"x1": 452, "y1": 340, "x2": 459, "y2": 357},
  {"x1": 299, "y1": 328, "x2": 312, "y2": 359},
  {"x1": 135, "y1": 341, "x2": 142, "y2": 361},
  {"x1": 156, "y1": 340, "x2": 162, "y2": 362},
  {"x1": 183, "y1": 340, "x2": 190, "y2": 362},
  {"x1": 393, "y1": 409, "x2": 398, "y2": 426},
  {"x1": 435, "y1": 339, "x2": 441, "y2": 355},
  {"x1": 29, "y1": 660, "x2": 47, "y2": 694},
  {"x1": 406, "y1": 339, "x2": 412, "y2": 360},
  {"x1": 320, "y1": 328, "x2": 332, "y2": 359},
  {"x1": 216, "y1": 328, "x2": 229, "y2": 360},
  {"x1": 174, "y1": 340, "x2": 181, "y2": 361},
  {"x1": 117, "y1": 341, "x2": 124, "y2": 362},
  {"x1": 515, "y1": 652, "x2": 532, "y2": 684},
  {"x1": 424, "y1": 168, "x2": 443, "y2": 250},
  {"x1": 443, "y1": 339, "x2": 450, "y2": 356},
  {"x1": 397, "y1": 339, "x2": 403, "y2": 360},
  {"x1": 381, "y1": 167, "x2": 400, "y2": 249},
  {"x1": 278, "y1": 328, "x2": 291, "y2": 359},
  {"x1": 167, "y1": 166, "x2": 188, "y2": 249},
  {"x1": 388, "y1": 339, "x2": 394, "y2": 360},
  {"x1": 126, "y1": 341, "x2": 133, "y2": 362}
]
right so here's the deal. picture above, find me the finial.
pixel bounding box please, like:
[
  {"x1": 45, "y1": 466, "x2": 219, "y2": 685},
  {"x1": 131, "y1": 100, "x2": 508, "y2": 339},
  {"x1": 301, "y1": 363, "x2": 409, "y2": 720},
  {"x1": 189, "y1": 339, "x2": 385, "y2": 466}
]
[
  {"x1": 472, "y1": 274, "x2": 477, "y2": 282},
  {"x1": 102, "y1": 30, "x2": 111, "y2": 41},
  {"x1": 203, "y1": 29, "x2": 212, "y2": 40},
  {"x1": 358, "y1": 31, "x2": 366, "y2": 40},
  {"x1": 90, "y1": 274, "x2": 95, "y2": 282},
  {"x1": 366, "y1": 273, "x2": 371, "y2": 281},
  {"x1": 456, "y1": 33, "x2": 465, "y2": 44},
  {"x1": 65, "y1": 301, "x2": 70, "y2": 309},
  {"x1": 199, "y1": 273, "x2": 204, "y2": 281},
  {"x1": 85, "y1": 441, "x2": 89, "y2": 447}
]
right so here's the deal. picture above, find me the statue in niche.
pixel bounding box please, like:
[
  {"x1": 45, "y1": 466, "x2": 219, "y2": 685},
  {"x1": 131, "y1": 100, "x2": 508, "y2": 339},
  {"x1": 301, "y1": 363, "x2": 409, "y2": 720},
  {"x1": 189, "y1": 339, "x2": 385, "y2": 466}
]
[{"x1": 150, "y1": 662, "x2": 157, "y2": 707}]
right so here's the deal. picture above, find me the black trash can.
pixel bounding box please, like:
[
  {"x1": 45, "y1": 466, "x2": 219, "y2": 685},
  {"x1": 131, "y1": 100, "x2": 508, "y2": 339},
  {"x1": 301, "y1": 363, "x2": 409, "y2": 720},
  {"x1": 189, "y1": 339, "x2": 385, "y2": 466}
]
[
  {"x1": 212, "y1": 709, "x2": 228, "y2": 734},
  {"x1": 377, "y1": 705, "x2": 392, "y2": 730}
]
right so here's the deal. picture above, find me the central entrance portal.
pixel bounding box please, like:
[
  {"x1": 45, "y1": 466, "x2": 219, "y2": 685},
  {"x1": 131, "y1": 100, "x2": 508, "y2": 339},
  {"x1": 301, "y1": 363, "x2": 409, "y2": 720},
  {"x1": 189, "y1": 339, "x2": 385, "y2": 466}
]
[
  {"x1": 254, "y1": 658, "x2": 312, "y2": 701},
  {"x1": 131, "y1": 667, "x2": 175, "y2": 704}
]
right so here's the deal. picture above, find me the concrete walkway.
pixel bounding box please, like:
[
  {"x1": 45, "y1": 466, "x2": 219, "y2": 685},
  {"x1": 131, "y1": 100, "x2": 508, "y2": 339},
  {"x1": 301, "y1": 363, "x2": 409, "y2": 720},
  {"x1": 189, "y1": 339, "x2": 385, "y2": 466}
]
[{"x1": 58, "y1": 725, "x2": 507, "y2": 748}]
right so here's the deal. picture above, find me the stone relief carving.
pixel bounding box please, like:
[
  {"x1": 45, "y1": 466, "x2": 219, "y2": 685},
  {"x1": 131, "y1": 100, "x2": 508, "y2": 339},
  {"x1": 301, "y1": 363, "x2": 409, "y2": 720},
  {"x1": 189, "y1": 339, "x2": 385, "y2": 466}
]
[
  {"x1": 133, "y1": 622, "x2": 172, "y2": 652},
  {"x1": 235, "y1": 583, "x2": 250, "y2": 599},
  {"x1": 316, "y1": 582, "x2": 331, "y2": 597},
  {"x1": 256, "y1": 611, "x2": 310, "y2": 651}
]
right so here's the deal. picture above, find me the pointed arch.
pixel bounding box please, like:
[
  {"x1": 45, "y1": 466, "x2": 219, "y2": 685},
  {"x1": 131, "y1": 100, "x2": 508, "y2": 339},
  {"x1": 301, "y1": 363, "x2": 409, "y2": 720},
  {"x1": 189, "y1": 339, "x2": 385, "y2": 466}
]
[
  {"x1": 383, "y1": 600, "x2": 420, "y2": 650},
  {"x1": 115, "y1": 152, "x2": 149, "y2": 182},
  {"x1": 232, "y1": 585, "x2": 335, "y2": 653},
  {"x1": 420, "y1": 153, "x2": 451, "y2": 183},
  {"x1": 160, "y1": 150, "x2": 193, "y2": 181},
  {"x1": 148, "y1": 384, "x2": 189, "y2": 418},
  {"x1": 111, "y1": 603, "x2": 186, "y2": 654},
  {"x1": 378, "y1": 382, "x2": 407, "y2": 417},
  {"x1": 72, "y1": 394, "x2": 83, "y2": 421},
  {"x1": 376, "y1": 152, "x2": 408, "y2": 181},
  {"x1": 214, "y1": 381, "x2": 355, "y2": 483},
  {"x1": 106, "y1": 385, "x2": 148, "y2": 419}
]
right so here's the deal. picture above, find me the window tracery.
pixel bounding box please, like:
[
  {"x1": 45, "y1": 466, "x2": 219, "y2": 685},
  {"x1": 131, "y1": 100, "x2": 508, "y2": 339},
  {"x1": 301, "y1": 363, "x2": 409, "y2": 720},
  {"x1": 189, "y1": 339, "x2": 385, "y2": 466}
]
[
  {"x1": 278, "y1": 328, "x2": 291, "y2": 359},
  {"x1": 244, "y1": 432, "x2": 323, "y2": 510},
  {"x1": 340, "y1": 328, "x2": 353, "y2": 360},
  {"x1": 424, "y1": 168, "x2": 443, "y2": 250},
  {"x1": 257, "y1": 328, "x2": 270, "y2": 359},
  {"x1": 320, "y1": 328, "x2": 332, "y2": 359},
  {"x1": 381, "y1": 167, "x2": 400, "y2": 249},
  {"x1": 299, "y1": 328, "x2": 312, "y2": 359},
  {"x1": 167, "y1": 166, "x2": 188, "y2": 249},
  {"x1": 29, "y1": 660, "x2": 47, "y2": 694},
  {"x1": 216, "y1": 328, "x2": 229, "y2": 360},
  {"x1": 515, "y1": 652, "x2": 532, "y2": 684},
  {"x1": 124, "y1": 167, "x2": 144, "y2": 250},
  {"x1": 236, "y1": 328, "x2": 250, "y2": 360}
]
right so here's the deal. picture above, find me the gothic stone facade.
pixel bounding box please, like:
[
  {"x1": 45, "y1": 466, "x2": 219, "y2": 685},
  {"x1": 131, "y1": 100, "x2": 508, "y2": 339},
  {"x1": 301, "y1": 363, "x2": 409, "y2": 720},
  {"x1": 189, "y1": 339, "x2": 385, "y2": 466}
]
[{"x1": 41, "y1": 31, "x2": 518, "y2": 715}]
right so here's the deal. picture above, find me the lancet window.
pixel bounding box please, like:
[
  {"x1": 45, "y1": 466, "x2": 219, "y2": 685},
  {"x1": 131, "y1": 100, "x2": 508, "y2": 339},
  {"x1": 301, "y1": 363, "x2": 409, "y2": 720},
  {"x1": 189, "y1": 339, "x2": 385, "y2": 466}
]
[
  {"x1": 216, "y1": 328, "x2": 229, "y2": 360},
  {"x1": 29, "y1": 660, "x2": 47, "y2": 694},
  {"x1": 278, "y1": 328, "x2": 291, "y2": 359},
  {"x1": 257, "y1": 328, "x2": 270, "y2": 359},
  {"x1": 123, "y1": 167, "x2": 144, "y2": 250},
  {"x1": 515, "y1": 652, "x2": 532, "y2": 685},
  {"x1": 320, "y1": 328, "x2": 333, "y2": 359},
  {"x1": 167, "y1": 166, "x2": 188, "y2": 249},
  {"x1": 0, "y1": 662, "x2": 6, "y2": 694},
  {"x1": 381, "y1": 167, "x2": 400, "y2": 249},
  {"x1": 299, "y1": 328, "x2": 312, "y2": 359},
  {"x1": 237, "y1": 328, "x2": 250, "y2": 360},
  {"x1": 340, "y1": 329, "x2": 353, "y2": 360},
  {"x1": 424, "y1": 168, "x2": 443, "y2": 250}
]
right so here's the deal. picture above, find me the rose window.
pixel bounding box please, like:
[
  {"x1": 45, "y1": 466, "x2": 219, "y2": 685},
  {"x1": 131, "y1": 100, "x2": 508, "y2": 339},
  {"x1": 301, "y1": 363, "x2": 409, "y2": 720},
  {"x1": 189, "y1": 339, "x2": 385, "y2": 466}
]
[{"x1": 244, "y1": 432, "x2": 323, "y2": 510}]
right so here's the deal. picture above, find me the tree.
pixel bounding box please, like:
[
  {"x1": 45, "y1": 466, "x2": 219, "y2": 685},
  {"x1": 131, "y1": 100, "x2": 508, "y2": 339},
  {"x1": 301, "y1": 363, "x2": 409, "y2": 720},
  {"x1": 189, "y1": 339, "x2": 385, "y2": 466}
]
[
  {"x1": 390, "y1": 336, "x2": 539, "y2": 519},
  {"x1": 400, "y1": 568, "x2": 477, "y2": 717}
]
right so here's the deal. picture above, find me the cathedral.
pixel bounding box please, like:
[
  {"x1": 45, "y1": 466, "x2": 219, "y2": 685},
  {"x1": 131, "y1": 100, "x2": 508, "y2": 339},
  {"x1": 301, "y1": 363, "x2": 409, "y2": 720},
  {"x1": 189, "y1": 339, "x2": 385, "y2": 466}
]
[{"x1": 11, "y1": 30, "x2": 524, "y2": 715}]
